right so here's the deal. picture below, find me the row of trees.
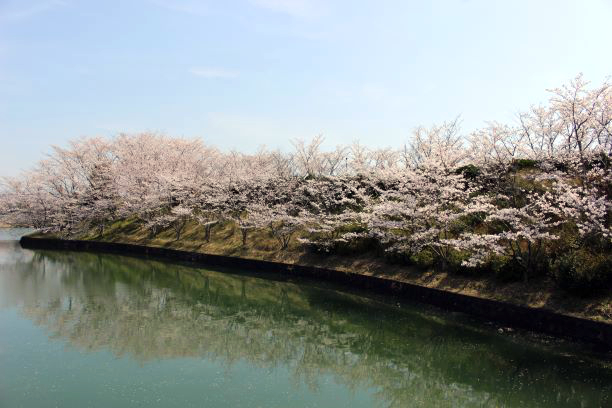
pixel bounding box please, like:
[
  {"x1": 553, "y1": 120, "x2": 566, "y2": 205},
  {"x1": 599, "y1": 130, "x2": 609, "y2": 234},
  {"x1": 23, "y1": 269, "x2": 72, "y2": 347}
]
[{"x1": 1, "y1": 75, "x2": 611, "y2": 291}]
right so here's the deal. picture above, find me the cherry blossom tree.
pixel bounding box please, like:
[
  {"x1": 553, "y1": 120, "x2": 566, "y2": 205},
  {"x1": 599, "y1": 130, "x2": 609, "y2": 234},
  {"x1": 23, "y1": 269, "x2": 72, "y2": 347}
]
[
  {"x1": 407, "y1": 118, "x2": 466, "y2": 170},
  {"x1": 367, "y1": 158, "x2": 491, "y2": 267},
  {"x1": 164, "y1": 205, "x2": 193, "y2": 241},
  {"x1": 518, "y1": 74, "x2": 612, "y2": 160},
  {"x1": 468, "y1": 122, "x2": 521, "y2": 167},
  {"x1": 295, "y1": 176, "x2": 369, "y2": 252},
  {"x1": 442, "y1": 191, "x2": 562, "y2": 281}
]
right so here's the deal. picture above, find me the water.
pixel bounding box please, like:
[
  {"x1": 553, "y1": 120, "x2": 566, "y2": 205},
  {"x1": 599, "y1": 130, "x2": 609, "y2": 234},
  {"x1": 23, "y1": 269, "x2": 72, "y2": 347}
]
[{"x1": 0, "y1": 229, "x2": 610, "y2": 407}]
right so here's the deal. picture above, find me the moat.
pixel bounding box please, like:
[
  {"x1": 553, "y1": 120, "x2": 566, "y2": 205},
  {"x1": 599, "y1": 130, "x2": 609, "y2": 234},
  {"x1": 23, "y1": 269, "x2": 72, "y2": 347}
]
[{"x1": 0, "y1": 230, "x2": 610, "y2": 407}]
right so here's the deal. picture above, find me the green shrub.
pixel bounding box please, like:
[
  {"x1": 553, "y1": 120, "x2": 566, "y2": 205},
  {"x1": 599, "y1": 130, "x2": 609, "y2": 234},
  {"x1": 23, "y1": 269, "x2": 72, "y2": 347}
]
[
  {"x1": 455, "y1": 164, "x2": 481, "y2": 180},
  {"x1": 334, "y1": 236, "x2": 378, "y2": 255},
  {"x1": 552, "y1": 250, "x2": 612, "y2": 296},
  {"x1": 494, "y1": 257, "x2": 525, "y2": 282},
  {"x1": 443, "y1": 249, "x2": 473, "y2": 274},
  {"x1": 382, "y1": 250, "x2": 412, "y2": 265},
  {"x1": 474, "y1": 252, "x2": 549, "y2": 283},
  {"x1": 453, "y1": 212, "x2": 485, "y2": 231},
  {"x1": 409, "y1": 249, "x2": 436, "y2": 269},
  {"x1": 513, "y1": 158, "x2": 538, "y2": 170}
]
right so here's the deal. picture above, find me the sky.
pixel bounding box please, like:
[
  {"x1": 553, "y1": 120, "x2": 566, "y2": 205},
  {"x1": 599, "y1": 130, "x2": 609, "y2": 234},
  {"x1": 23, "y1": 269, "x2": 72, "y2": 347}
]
[{"x1": 1, "y1": 0, "x2": 611, "y2": 176}]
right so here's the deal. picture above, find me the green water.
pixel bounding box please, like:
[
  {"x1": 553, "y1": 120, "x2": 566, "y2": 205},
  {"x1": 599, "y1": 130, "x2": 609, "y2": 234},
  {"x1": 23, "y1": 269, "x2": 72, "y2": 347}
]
[{"x1": 0, "y1": 231, "x2": 610, "y2": 407}]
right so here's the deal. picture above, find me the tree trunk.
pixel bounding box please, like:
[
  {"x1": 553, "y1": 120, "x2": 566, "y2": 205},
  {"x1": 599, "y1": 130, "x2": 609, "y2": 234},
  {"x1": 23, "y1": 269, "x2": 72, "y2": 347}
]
[
  {"x1": 241, "y1": 228, "x2": 248, "y2": 246},
  {"x1": 204, "y1": 224, "x2": 212, "y2": 242},
  {"x1": 280, "y1": 233, "x2": 293, "y2": 250},
  {"x1": 149, "y1": 224, "x2": 160, "y2": 238}
]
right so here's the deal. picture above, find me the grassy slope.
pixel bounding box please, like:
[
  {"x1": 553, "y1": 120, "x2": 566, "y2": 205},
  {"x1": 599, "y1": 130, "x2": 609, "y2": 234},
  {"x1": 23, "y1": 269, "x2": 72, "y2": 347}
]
[{"x1": 48, "y1": 217, "x2": 612, "y2": 324}]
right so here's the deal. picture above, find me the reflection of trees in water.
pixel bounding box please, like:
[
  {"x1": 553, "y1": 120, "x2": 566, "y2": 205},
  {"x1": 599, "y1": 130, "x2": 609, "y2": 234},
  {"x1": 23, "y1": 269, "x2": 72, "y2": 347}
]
[
  {"x1": 0, "y1": 241, "x2": 34, "y2": 265},
  {"x1": 1, "y1": 249, "x2": 611, "y2": 408}
]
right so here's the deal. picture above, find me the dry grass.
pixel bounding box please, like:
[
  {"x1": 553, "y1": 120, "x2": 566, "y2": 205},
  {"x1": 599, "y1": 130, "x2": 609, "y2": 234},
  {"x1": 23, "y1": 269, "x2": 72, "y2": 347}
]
[{"x1": 67, "y1": 218, "x2": 612, "y2": 324}]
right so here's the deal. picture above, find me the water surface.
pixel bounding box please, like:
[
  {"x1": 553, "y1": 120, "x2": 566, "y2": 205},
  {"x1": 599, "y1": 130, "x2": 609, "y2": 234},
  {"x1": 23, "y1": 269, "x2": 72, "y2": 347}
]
[{"x1": 0, "y1": 229, "x2": 610, "y2": 407}]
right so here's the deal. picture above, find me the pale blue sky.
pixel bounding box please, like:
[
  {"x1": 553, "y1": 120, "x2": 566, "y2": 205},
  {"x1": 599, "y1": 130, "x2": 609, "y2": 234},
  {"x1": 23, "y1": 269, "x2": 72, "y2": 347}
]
[{"x1": 1, "y1": 0, "x2": 611, "y2": 176}]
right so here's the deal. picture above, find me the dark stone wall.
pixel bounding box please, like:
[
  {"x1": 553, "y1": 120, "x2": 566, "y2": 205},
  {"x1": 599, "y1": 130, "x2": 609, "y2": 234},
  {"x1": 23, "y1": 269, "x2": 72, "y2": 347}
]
[{"x1": 20, "y1": 236, "x2": 612, "y2": 350}]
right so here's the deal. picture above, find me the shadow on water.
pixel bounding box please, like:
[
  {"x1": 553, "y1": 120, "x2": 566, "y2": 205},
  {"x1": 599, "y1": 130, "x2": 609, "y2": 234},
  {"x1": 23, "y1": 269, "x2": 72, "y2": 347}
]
[{"x1": 0, "y1": 240, "x2": 611, "y2": 407}]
